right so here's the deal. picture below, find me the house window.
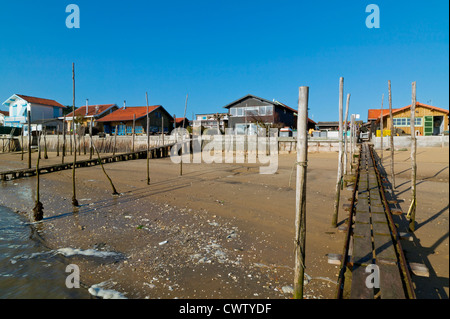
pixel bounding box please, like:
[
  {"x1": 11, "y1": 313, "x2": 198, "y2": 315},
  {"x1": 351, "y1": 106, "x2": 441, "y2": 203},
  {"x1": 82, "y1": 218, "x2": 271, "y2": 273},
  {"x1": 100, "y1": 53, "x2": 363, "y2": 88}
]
[
  {"x1": 266, "y1": 106, "x2": 273, "y2": 116},
  {"x1": 393, "y1": 117, "x2": 423, "y2": 127}
]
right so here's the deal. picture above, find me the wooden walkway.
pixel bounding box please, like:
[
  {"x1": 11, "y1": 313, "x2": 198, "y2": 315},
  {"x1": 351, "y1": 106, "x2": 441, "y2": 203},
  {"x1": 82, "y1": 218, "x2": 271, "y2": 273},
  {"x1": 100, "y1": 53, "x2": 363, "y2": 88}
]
[
  {"x1": 336, "y1": 142, "x2": 416, "y2": 299},
  {"x1": 0, "y1": 143, "x2": 174, "y2": 181}
]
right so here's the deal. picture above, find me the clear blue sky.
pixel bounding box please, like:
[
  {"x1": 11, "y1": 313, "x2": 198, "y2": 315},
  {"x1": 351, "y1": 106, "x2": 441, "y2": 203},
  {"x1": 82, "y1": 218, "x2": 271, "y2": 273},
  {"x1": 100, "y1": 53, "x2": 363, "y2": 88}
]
[{"x1": 0, "y1": 0, "x2": 448, "y2": 121}]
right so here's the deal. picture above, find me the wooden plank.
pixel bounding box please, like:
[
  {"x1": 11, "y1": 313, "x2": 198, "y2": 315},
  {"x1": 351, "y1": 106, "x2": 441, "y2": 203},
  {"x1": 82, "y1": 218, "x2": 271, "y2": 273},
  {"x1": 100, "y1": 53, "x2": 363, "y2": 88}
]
[
  {"x1": 355, "y1": 211, "x2": 370, "y2": 224},
  {"x1": 372, "y1": 221, "x2": 391, "y2": 235},
  {"x1": 352, "y1": 235, "x2": 373, "y2": 266},
  {"x1": 373, "y1": 234, "x2": 397, "y2": 262},
  {"x1": 350, "y1": 264, "x2": 374, "y2": 299},
  {"x1": 378, "y1": 263, "x2": 406, "y2": 299},
  {"x1": 354, "y1": 222, "x2": 371, "y2": 237}
]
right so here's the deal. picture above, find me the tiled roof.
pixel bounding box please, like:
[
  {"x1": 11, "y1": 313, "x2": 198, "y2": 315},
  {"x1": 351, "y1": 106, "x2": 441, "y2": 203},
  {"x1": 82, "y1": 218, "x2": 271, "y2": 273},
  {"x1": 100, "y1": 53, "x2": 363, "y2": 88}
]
[
  {"x1": 369, "y1": 102, "x2": 449, "y2": 120},
  {"x1": 96, "y1": 106, "x2": 161, "y2": 122},
  {"x1": 66, "y1": 104, "x2": 116, "y2": 117},
  {"x1": 16, "y1": 94, "x2": 65, "y2": 108},
  {"x1": 175, "y1": 117, "x2": 189, "y2": 123}
]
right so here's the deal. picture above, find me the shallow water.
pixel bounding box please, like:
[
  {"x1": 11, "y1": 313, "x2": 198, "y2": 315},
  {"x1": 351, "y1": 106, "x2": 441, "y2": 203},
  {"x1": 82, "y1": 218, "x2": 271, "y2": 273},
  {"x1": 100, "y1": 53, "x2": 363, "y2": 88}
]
[{"x1": 0, "y1": 205, "x2": 91, "y2": 299}]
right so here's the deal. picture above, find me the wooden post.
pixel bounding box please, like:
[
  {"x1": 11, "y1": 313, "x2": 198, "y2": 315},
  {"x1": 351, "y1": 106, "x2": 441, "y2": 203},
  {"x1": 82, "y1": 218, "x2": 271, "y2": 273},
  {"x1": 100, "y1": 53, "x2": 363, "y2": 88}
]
[
  {"x1": 43, "y1": 126, "x2": 48, "y2": 159},
  {"x1": 332, "y1": 77, "x2": 344, "y2": 228},
  {"x1": 113, "y1": 125, "x2": 118, "y2": 156},
  {"x1": 388, "y1": 80, "x2": 395, "y2": 188},
  {"x1": 132, "y1": 114, "x2": 136, "y2": 153},
  {"x1": 146, "y1": 92, "x2": 150, "y2": 185},
  {"x1": 33, "y1": 130, "x2": 43, "y2": 221},
  {"x1": 27, "y1": 108, "x2": 31, "y2": 168},
  {"x1": 62, "y1": 116, "x2": 66, "y2": 163},
  {"x1": 180, "y1": 94, "x2": 188, "y2": 176},
  {"x1": 56, "y1": 125, "x2": 60, "y2": 157},
  {"x1": 293, "y1": 86, "x2": 309, "y2": 299},
  {"x1": 21, "y1": 130, "x2": 24, "y2": 160},
  {"x1": 350, "y1": 114, "x2": 354, "y2": 170},
  {"x1": 71, "y1": 62, "x2": 78, "y2": 207},
  {"x1": 380, "y1": 93, "x2": 384, "y2": 163},
  {"x1": 89, "y1": 117, "x2": 93, "y2": 160},
  {"x1": 343, "y1": 94, "x2": 350, "y2": 177},
  {"x1": 408, "y1": 81, "x2": 417, "y2": 231}
]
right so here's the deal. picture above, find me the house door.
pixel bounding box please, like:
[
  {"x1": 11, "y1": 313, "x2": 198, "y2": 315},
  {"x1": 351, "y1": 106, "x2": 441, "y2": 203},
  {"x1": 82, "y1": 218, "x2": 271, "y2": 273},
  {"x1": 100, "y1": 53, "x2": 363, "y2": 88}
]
[{"x1": 424, "y1": 116, "x2": 433, "y2": 136}]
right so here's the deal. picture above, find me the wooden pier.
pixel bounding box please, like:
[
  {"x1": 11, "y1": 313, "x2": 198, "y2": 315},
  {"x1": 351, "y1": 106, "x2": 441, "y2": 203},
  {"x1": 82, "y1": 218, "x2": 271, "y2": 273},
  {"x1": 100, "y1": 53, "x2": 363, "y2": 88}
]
[
  {"x1": 336, "y1": 142, "x2": 416, "y2": 299},
  {"x1": 0, "y1": 143, "x2": 174, "y2": 182}
]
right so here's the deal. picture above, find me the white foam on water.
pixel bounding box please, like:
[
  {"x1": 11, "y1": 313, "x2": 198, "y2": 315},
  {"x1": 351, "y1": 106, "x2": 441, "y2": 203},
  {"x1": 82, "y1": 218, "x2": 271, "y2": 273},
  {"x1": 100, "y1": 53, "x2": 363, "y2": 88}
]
[
  {"x1": 56, "y1": 248, "x2": 121, "y2": 258},
  {"x1": 88, "y1": 282, "x2": 127, "y2": 299}
]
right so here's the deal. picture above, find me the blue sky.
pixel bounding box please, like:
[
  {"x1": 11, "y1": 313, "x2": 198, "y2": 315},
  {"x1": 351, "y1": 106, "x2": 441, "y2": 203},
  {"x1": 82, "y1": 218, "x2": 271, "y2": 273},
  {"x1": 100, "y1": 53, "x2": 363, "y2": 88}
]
[{"x1": 0, "y1": 0, "x2": 448, "y2": 121}]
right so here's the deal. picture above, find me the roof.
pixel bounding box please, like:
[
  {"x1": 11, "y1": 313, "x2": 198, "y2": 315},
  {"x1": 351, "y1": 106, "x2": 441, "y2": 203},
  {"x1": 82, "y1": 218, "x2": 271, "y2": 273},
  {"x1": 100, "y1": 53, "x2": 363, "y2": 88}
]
[
  {"x1": 65, "y1": 104, "x2": 116, "y2": 118},
  {"x1": 0, "y1": 110, "x2": 9, "y2": 116},
  {"x1": 222, "y1": 94, "x2": 316, "y2": 124},
  {"x1": 175, "y1": 117, "x2": 189, "y2": 124},
  {"x1": 15, "y1": 94, "x2": 65, "y2": 108},
  {"x1": 369, "y1": 102, "x2": 449, "y2": 121},
  {"x1": 96, "y1": 106, "x2": 162, "y2": 122}
]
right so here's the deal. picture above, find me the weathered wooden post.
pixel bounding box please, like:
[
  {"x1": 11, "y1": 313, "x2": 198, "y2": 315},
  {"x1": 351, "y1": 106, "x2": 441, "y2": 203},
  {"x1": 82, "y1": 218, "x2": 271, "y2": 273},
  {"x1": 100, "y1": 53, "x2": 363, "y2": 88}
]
[
  {"x1": 71, "y1": 62, "x2": 78, "y2": 207},
  {"x1": 56, "y1": 125, "x2": 60, "y2": 157},
  {"x1": 388, "y1": 80, "x2": 395, "y2": 188},
  {"x1": 21, "y1": 130, "x2": 24, "y2": 161},
  {"x1": 33, "y1": 130, "x2": 43, "y2": 221},
  {"x1": 293, "y1": 86, "x2": 309, "y2": 299},
  {"x1": 180, "y1": 95, "x2": 188, "y2": 176},
  {"x1": 89, "y1": 117, "x2": 93, "y2": 160},
  {"x1": 350, "y1": 114, "x2": 354, "y2": 170},
  {"x1": 343, "y1": 94, "x2": 350, "y2": 177},
  {"x1": 27, "y1": 107, "x2": 31, "y2": 168},
  {"x1": 146, "y1": 92, "x2": 150, "y2": 185},
  {"x1": 113, "y1": 125, "x2": 118, "y2": 156},
  {"x1": 43, "y1": 126, "x2": 48, "y2": 159},
  {"x1": 408, "y1": 81, "x2": 417, "y2": 231},
  {"x1": 132, "y1": 114, "x2": 136, "y2": 153},
  {"x1": 380, "y1": 93, "x2": 384, "y2": 163},
  {"x1": 62, "y1": 116, "x2": 66, "y2": 164},
  {"x1": 332, "y1": 77, "x2": 344, "y2": 228}
]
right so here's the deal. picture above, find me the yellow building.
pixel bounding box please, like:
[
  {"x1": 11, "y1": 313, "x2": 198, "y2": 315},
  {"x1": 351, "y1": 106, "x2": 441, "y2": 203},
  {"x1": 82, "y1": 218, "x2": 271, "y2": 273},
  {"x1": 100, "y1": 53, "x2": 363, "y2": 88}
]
[{"x1": 369, "y1": 102, "x2": 449, "y2": 136}]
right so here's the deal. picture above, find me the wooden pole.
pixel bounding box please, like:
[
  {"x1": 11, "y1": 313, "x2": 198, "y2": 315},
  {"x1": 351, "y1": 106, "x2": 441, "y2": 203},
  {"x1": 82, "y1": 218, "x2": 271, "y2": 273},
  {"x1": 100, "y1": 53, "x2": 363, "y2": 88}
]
[
  {"x1": 380, "y1": 93, "x2": 384, "y2": 163},
  {"x1": 388, "y1": 80, "x2": 395, "y2": 188},
  {"x1": 21, "y1": 130, "x2": 24, "y2": 160},
  {"x1": 343, "y1": 94, "x2": 350, "y2": 177},
  {"x1": 27, "y1": 108, "x2": 31, "y2": 168},
  {"x1": 146, "y1": 92, "x2": 150, "y2": 185},
  {"x1": 89, "y1": 117, "x2": 93, "y2": 160},
  {"x1": 113, "y1": 125, "x2": 118, "y2": 156},
  {"x1": 408, "y1": 81, "x2": 417, "y2": 231},
  {"x1": 350, "y1": 114, "x2": 354, "y2": 171},
  {"x1": 180, "y1": 94, "x2": 188, "y2": 176},
  {"x1": 71, "y1": 62, "x2": 78, "y2": 207},
  {"x1": 293, "y1": 86, "x2": 309, "y2": 299},
  {"x1": 43, "y1": 126, "x2": 48, "y2": 159},
  {"x1": 332, "y1": 77, "x2": 344, "y2": 227},
  {"x1": 56, "y1": 125, "x2": 60, "y2": 157},
  {"x1": 62, "y1": 116, "x2": 66, "y2": 163},
  {"x1": 132, "y1": 114, "x2": 136, "y2": 153},
  {"x1": 33, "y1": 130, "x2": 43, "y2": 221}
]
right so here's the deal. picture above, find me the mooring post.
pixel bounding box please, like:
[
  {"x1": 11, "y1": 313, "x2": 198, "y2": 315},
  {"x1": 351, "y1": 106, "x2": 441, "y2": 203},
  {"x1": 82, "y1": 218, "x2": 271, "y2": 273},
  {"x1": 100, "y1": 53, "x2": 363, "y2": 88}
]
[
  {"x1": 146, "y1": 92, "x2": 150, "y2": 185},
  {"x1": 293, "y1": 86, "x2": 309, "y2": 299},
  {"x1": 27, "y1": 107, "x2": 31, "y2": 169},
  {"x1": 408, "y1": 81, "x2": 417, "y2": 231},
  {"x1": 388, "y1": 80, "x2": 395, "y2": 188},
  {"x1": 332, "y1": 77, "x2": 344, "y2": 228},
  {"x1": 33, "y1": 130, "x2": 43, "y2": 221},
  {"x1": 343, "y1": 93, "x2": 350, "y2": 178},
  {"x1": 380, "y1": 93, "x2": 384, "y2": 163},
  {"x1": 71, "y1": 62, "x2": 78, "y2": 207}
]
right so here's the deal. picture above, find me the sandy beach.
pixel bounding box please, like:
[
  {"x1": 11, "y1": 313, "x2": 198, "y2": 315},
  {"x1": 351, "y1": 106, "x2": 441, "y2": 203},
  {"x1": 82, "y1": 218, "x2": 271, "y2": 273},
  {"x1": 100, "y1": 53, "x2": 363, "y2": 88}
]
[{"x1": 0, "y1": 146, "x2": 448, "y2": 299}]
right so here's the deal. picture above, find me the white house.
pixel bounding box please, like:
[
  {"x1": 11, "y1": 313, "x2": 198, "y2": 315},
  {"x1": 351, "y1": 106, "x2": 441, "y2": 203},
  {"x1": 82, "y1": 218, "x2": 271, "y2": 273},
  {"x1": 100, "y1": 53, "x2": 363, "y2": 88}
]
[{"x1": 2, "y1": 94, "x2": 65, "y2": 129}]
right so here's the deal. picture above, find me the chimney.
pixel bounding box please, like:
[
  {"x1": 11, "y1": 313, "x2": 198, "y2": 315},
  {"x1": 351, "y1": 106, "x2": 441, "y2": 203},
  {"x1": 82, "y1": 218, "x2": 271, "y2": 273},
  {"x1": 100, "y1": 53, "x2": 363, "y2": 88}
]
[
  {"x1": 86, "y1": 99, "x2": 89, "y2": 115},
  {"x1": 123, "y1": 100, "x2": 126, "y2": 109}
]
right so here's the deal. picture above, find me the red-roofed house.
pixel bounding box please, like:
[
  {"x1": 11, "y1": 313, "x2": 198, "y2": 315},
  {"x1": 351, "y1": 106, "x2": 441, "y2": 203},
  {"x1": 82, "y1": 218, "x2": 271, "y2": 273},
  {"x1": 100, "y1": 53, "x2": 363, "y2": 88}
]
[
  {"x1": 96, "y1": 105, "x2": 174, "y2": 135},
  {"x1": 2, "y1": 94, "x2": 65, "y2": 129},
  {"x1": 368, "y1": 102, "x2": 449, "y2": 136},
  {"x1": 61, "y1": 103, "x2": 118, "y2": 133},
  {"x1": 174, "y1": 117, "x2": 190, "y2": 128}
]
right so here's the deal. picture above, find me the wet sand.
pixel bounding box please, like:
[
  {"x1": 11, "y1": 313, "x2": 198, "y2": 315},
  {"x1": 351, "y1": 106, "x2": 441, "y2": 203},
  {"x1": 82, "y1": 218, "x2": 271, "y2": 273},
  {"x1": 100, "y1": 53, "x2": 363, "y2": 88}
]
[{"x1": 0, "y1": 146, "x2": 448, "y2": 299}]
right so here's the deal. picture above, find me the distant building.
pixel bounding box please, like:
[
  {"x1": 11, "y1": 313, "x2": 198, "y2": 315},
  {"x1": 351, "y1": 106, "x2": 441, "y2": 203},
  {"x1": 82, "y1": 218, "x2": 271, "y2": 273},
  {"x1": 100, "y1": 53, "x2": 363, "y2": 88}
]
[
  {"x1": 174, "y1": 117, "x2": 190, "y2": 129},
  {"x1": 2, "y1": 94, "x2": 64, "y2": 129},
  {"x1": 0, "y1": 110, "x2": 8, "y2": 126},
  {"x1": 194, "y1": 113, "x2": 228, "y2": 131},
  {"x1": 223, "y1": 94, "x2": 315, "y2": 135},
  {"x1": 368, "y1": 102, "x2": 449, "y2": 136},
  {"x1": 96, "y1": 105, "x2": 173, "y2": 135}
]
